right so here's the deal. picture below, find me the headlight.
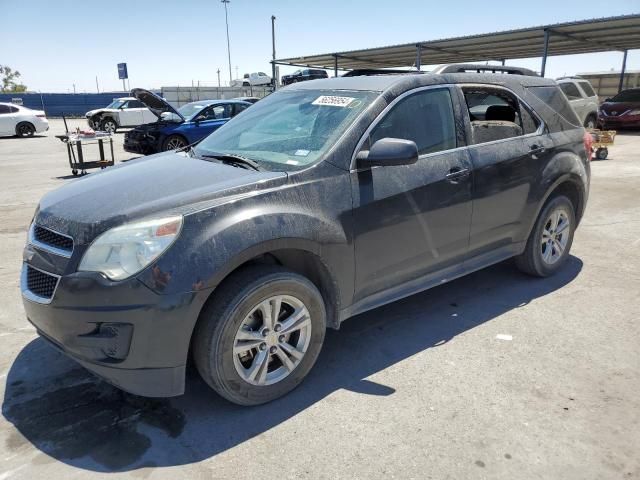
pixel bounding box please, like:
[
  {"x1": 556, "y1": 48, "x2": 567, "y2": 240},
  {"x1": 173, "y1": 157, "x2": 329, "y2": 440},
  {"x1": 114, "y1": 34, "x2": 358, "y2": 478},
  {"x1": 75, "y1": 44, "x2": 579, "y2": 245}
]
[{"x1": 79, "y1": 216, "x2": 183, "y2": 281}]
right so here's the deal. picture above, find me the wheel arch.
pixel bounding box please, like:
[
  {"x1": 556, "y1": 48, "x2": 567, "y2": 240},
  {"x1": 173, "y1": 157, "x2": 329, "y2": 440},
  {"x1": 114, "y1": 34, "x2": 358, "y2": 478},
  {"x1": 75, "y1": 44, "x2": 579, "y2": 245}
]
[
  {"x1": 204, "y1": 240, "x2": 342, "y2": 330},
  {"x1": 14, "y1": 120, "x2": 35, "y2": 135}
]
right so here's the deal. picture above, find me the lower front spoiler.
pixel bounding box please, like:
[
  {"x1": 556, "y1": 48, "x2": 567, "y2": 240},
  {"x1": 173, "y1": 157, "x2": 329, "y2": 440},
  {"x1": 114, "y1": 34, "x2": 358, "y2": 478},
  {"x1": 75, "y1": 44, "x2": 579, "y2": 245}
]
[{"x1": 35, "y1": 324, "x2": 185, "y2": 397}]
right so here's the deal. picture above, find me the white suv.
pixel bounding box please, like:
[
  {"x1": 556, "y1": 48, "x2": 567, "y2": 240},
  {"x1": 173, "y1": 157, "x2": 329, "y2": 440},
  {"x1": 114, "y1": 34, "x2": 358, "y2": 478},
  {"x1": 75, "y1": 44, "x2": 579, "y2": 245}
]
[
  {"x1": 85, "y1": 97, "x2": 157, "y2": 133},
  {"x1": 556, "y1": 77, "x2": 599, "y2": 128}
]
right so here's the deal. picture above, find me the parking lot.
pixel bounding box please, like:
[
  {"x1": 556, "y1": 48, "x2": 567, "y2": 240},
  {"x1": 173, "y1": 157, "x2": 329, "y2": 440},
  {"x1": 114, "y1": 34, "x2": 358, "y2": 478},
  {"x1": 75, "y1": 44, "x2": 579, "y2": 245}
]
[{"x1": 0, "y1": 118, "x2": 639, "y2": 479}]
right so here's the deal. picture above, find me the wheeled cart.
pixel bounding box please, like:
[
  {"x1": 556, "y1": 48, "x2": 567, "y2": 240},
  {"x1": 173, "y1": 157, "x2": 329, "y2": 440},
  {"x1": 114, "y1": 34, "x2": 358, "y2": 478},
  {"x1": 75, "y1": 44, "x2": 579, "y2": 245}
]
[
  {"x1": 55, "y1": 133, "x2": 115, "y2": 176},
  {"x1": 587, "y1": 129, "x2": 616, "y2": 160}
]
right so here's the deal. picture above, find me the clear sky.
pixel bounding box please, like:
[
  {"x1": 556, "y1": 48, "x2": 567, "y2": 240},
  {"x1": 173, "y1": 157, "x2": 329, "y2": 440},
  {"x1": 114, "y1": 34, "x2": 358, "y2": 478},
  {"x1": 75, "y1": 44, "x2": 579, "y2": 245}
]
[{"x1": 1, "y1": 0, "x2": 639, "y2": 93}]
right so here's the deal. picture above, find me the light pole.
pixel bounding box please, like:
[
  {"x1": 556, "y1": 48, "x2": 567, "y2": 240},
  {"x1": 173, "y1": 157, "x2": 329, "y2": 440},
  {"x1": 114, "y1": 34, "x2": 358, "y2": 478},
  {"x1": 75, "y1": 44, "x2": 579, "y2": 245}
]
[
  {"x1": 217, "y1": 69, "x2": 221, "y2": 88},
  {"x1": 222, "y1": 0, "x2": 232, "y2": 85},
  {"x1": 271, "y1": 15, "x2": 277, "y2": 90}
]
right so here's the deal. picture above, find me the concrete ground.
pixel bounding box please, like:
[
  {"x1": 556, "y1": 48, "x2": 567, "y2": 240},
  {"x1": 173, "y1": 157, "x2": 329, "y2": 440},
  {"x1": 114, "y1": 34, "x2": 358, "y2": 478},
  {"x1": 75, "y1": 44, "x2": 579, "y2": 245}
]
[{"x1": 0, "y1": 119, "x2": 638, "y2": 479}]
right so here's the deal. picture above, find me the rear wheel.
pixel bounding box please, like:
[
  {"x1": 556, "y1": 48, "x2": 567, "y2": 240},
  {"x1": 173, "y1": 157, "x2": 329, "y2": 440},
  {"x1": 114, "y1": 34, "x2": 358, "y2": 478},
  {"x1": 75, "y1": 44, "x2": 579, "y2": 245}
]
[
  {"x1": 515, "y1": 195, "x2": 576, "y2": 277},
  {"x1": 100, "y1": 118, "x2": 117, "y2": 134},
  {"x1": 16, "y1": 122, "x2": 35, "y2": 137},
  {"x1": 162, "y1": 135, "x2": 187, "y2": 151},
  {"x1": 193, "y1": 265, "x2": 326, "y2": 405}
]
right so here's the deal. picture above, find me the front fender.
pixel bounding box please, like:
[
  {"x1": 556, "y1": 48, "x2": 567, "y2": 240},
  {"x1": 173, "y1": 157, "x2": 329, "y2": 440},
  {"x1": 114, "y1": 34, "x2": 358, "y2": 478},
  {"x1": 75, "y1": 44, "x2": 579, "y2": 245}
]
[{"x1": 138, "y1": 203, "x2": 350, "y2": 297}]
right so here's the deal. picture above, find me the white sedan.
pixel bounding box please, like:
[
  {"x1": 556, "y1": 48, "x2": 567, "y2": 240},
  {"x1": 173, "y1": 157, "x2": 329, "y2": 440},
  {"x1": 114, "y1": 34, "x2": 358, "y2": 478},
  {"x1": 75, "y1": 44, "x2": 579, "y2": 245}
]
[{"x1": 0, "y1": 103, "x2": 49, "y2": 137}]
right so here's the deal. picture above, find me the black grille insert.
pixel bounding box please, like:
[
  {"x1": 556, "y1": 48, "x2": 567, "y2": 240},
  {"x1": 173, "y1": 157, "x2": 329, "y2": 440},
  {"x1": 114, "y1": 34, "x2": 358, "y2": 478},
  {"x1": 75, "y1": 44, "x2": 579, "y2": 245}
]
[
  {"x1": 26, "y1": 266, "x2": 58, "y2": 299},
  {"x1": 33, "y1": 225, "x2": 73, "y2": 252}
]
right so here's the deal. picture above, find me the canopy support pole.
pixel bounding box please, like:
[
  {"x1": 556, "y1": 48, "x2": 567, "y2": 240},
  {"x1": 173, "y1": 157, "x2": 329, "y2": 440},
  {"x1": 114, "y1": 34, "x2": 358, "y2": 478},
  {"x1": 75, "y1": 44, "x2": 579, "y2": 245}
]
[
  {"x1": 541, "y1": 29, "x2": 550, "y2": 77},
  {"x1": 619, "y1": 49, "x2": 628, "y2": 93},
  {"x1": 416, "y1": 44, "x2": 422, "y2": 70},
  {"x1": 333, "y1": 54, "x2": 338, "y2": 77}
]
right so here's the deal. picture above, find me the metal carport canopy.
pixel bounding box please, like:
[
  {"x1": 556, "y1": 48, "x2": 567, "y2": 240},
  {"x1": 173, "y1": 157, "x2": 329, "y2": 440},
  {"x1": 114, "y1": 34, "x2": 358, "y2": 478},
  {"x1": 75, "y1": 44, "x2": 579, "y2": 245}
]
[{"x1": 274, "y1": 14, "x2": 640, "y2": 75}]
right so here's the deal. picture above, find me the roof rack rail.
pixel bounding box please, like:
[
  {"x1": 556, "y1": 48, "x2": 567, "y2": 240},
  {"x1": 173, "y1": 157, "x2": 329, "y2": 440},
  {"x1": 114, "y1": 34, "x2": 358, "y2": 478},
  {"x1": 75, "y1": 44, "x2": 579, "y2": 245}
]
[
  {"x1": 431, "y1": 63, "x2": 539, "y2": 76},
  {"x1": 342, "y1": 68, "x2": 425, "y2": 77}
]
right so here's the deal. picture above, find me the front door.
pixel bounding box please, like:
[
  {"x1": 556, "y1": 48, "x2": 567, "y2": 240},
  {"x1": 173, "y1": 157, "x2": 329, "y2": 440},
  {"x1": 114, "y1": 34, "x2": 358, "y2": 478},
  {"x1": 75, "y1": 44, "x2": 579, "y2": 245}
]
[
  {"x1": 351, "y1": 87, "x2": 473, "y2": 302},
  {"x1": 118, "y1": 100, "x2": 145, "y2": 127},
  {"x1": 190, "y1": 104, "x2": 232, "y2": 139}
]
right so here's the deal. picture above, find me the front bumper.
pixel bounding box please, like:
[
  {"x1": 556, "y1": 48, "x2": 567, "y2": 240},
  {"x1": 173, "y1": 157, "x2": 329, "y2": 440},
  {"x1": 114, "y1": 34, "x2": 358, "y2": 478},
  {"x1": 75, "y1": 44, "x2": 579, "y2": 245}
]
[
  {"x1": 598, "y1": 115, "x2": 640, "y2": 129},
  {"x1": 21, "y1": 262, "x2": 211, "y2": 397},
  {"x1": 123, "y1": 134, "x2": 158, "y2": 154}
]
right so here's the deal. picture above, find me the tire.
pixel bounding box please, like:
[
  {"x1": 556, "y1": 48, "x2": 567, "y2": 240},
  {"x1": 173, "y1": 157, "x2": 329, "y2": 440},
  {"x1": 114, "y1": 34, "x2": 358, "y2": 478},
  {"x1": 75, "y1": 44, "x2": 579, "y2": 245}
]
[
  {"x1": 515, "y1": 195, "x2": 576, "y2": 277},
  {"x1": 584, "y1": 114, "x2": 597, "y2": 130},
  {"x1": 16, "y1": 122, "x2": 35, "y2": 137},
  {"x1": 162, "y1": 135, "x2": 187, "y2": 151},
  {"x1": 100, "y1": 118, "x2": 117, "y2": 134},
  {"x1": 193, "y1": 265, "x2": 327, "y2": 406},
  {"x1": 596, "y1": 148, "x2": 608, "y2": 160}
]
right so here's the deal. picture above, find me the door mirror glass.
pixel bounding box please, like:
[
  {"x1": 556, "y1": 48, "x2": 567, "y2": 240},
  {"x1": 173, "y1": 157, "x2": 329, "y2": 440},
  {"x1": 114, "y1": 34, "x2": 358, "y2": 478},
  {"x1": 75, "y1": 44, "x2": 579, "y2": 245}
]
[{"x1": 357, "y1": 138, "x2": 418, "y2": 167}]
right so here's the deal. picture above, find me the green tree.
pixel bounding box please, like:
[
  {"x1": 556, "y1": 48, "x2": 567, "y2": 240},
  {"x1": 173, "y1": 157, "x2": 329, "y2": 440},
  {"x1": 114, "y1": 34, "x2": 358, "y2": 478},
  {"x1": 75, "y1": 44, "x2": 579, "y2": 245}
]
[{"x1": 0, "y1": 65, "x2": 27, "y2": 92}]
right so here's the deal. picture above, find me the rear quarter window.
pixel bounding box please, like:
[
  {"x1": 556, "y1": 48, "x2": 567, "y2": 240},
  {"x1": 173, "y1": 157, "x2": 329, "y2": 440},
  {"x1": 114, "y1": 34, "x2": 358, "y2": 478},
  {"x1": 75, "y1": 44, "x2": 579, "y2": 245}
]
[{"x1": 527, "y1": 86, "x2": 581, "y2": 130}]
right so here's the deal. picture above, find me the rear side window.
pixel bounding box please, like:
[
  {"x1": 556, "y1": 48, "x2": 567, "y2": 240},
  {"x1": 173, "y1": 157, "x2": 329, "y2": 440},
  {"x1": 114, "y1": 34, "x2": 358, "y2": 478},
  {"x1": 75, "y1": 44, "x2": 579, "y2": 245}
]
[
  {"x1": 578, "y1": 81, "x2": 596, "y2": 97},
  {"x1": 0, "y1": 105, "x2": 11, "y2": 114},
  {"x1": 370, "y1": 88, "x2": 457, "y2": 155},
  {"x1": 527, "y1": 86, "x2": 581, "y2": 127},
  {"x1": 559, "y1": 83, "x2": 582, "y2": 100}
]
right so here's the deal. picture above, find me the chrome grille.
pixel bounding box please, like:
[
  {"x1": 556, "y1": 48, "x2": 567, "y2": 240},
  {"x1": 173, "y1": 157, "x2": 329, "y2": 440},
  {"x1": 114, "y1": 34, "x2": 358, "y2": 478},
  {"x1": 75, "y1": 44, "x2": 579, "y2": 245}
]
[
  {"x1": 26, "y1": 266, "x2": 58, "y2": 299},
  {"x1": 33, "y1": 225, "x2": 73, "y2": 252}
]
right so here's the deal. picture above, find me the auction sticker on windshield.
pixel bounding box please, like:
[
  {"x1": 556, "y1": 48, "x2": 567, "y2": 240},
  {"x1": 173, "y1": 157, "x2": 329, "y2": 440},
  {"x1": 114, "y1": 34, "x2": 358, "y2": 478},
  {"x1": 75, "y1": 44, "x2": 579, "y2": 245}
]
[{"x1": 312, "y1": 96, "x2": 355, "y2": 107}]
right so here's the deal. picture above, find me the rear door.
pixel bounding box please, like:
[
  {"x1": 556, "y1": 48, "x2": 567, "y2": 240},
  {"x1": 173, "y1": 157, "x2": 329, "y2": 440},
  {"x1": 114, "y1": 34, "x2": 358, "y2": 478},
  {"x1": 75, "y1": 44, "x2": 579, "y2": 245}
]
[
  {"x1": 458, "y1": 84, "x2": 550, "y2": 260},
  {"x1": 351, "y1": 86, "x2": 473, "y2": 302}
]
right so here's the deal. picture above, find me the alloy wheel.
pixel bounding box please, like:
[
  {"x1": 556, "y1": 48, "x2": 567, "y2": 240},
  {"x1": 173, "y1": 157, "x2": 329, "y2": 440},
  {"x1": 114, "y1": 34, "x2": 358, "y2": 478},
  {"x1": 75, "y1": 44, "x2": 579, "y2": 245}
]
[
  {"x1": 233, "y1": 295, "x2": 312, "y2": 386},
  {"x1": 541, "y1": 208, "x2": 570, "y2": 265},
  {"x1": 165, "y1": 138, "x2": 186, "y2": 150},
  {"x1": 103, "y1": 121, "x2": 116, "y2": 133}
]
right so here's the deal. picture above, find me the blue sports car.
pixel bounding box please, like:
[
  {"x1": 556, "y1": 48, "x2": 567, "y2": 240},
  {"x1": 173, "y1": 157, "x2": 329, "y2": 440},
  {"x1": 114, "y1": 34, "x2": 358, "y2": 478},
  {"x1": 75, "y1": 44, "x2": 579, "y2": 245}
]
[{"x1": 124, "y1": 89, "x2": 251, "y2": 154}]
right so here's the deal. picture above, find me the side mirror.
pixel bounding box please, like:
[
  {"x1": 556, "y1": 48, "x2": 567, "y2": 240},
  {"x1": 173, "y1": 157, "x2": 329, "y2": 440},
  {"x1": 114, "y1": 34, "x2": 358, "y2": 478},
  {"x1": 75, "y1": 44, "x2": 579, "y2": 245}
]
[{"x1": 356, "y1": 138, "x2": 419, "y2": 168}]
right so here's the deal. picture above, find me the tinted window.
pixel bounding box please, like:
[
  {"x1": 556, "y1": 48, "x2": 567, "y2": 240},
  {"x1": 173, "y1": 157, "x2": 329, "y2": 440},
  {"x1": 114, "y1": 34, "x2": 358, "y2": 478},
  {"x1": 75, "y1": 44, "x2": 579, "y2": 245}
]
[
  {"x1": 578, "y1": 81, "x2": 596, "y2": 97},
  {"x1": 528, "y1": 86, "x2": 581, "y2": 126},
  {"x1": 611, "y1": 89, "x2": 640, "y2": 102},
  {"x1": 197, "y1": 104, "x2": 231, "y2": 120},
  {"x1": 559, "y1": 83, "x2": 582, "y2": 100},
  {"x1": 370, "y1": 88, "x2": 457, "y2": 155},
  {"x1": 233, "y1": 103, "x2": 249, "y2": 116},
  {"x1": 0, "y1": 105, "x2": 11, "y2": 114},
  {"x1": 127, "y1": 100, "x2": 145, "y2": 108}
]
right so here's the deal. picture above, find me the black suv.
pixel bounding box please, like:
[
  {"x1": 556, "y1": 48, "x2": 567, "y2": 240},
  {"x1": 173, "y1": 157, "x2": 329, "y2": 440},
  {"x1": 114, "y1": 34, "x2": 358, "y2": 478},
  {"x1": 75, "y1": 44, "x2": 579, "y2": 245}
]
[
  {"x1": 281, "y1": 68, "x2": 329, "y2": 85},
  {"x1": 22, "y1": 72, "x2": 590, "y2": 405}
]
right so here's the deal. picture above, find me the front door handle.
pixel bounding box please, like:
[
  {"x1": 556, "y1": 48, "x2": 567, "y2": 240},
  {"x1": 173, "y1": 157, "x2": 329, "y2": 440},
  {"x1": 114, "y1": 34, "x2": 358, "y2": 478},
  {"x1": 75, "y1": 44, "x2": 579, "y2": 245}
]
[
  {"x1": 529, "y1": 144, "x2": 546, "y2": 155},
  {"x1": 445, "y1": 167, "x2": 470, "y2": 183}
]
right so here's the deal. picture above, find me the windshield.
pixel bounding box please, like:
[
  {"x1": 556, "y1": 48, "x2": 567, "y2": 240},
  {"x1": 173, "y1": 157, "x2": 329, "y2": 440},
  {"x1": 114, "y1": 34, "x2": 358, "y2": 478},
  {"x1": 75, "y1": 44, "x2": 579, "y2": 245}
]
[
  {"x1": 611, "y1": 90, "x2": 640, "y2": 102},
  {"x1": 178, "y1": 102, "x2": 210, "y2": 119},
  {"x1": 106, "y1": 99, "x2": 126, "y2": 109},
  {"x1": 194, "y1": 89, "x2": 377, "y2": 171}
]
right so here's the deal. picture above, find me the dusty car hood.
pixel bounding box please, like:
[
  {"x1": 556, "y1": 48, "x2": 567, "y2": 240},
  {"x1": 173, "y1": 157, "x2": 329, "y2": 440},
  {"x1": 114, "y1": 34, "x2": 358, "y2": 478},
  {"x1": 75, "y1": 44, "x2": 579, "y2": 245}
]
[
  {"x1": 35, "y1": 152, "x2": 286, "y2": 244},
  {"x1": 131, "y1": 88, "x2": 185, "y2": 122}
]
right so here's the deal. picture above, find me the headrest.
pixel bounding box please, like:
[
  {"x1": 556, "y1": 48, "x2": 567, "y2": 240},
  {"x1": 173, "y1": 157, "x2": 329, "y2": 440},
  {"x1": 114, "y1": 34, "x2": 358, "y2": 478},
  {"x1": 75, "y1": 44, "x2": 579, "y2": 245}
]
[{"x1": 485, "y1": 105, "x2": 516, "y2": 122}]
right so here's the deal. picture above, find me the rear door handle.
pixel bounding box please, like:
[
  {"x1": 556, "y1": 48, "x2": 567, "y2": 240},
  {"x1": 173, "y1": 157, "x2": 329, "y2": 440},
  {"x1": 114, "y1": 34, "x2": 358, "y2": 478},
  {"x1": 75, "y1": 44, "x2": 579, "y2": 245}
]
[{"x1": 445, "y1": 167, "x2": 470, "y2": 183}]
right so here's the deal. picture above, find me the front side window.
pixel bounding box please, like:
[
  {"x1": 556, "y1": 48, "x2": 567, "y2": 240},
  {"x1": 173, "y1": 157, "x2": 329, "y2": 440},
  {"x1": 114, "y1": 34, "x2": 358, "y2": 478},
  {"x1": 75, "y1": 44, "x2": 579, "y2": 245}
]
[
  {"x1": 0, "y1": 105, "x2": 11, "y2": 114},
  {"x1": 197, "y1": 104, "x2": 231, "y2": 121},
  {"x1": 127, "y1": 100, "x2": 144, "y2": 108},
  {"x1": 194, "y1": 89, "x2": 377, "y2": 171},
  {"x1": 559, "y1": 83, "x2": 582, "y2": 100},
  {"x1": 370, "y1": 88, "x2": 457, "y2": 155}
]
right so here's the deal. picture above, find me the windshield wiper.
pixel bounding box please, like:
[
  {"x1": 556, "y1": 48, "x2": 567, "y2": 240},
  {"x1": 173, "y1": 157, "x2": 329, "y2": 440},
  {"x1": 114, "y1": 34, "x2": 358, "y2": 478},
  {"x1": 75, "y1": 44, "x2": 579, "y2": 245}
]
[{"x1": 199, "y1": 152, "x2": 262, "y2": 171}]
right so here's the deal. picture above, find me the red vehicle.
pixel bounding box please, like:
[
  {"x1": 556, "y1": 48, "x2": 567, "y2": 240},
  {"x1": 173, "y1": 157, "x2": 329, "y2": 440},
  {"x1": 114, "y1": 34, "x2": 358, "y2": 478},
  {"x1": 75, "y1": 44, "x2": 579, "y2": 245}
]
[{"x1": 598, "y1": 88, "x2": 640, "y2": 129}]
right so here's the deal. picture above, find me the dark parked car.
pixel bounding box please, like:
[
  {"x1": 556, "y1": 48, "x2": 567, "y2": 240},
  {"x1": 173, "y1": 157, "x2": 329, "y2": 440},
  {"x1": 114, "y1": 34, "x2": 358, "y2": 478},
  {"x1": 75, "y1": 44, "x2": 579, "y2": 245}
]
[
  {"x1": 281, "y1": 68, "x2": 328, "y2": 85},
  {"x1": 22, "y1": 72, "x2": 590, "y2": 405},
  {"x1": 598, "y1": 88, "x2": 640, "y2": 129},
  {"x1": 124, "y1": 90, "x2": 251, "y2": 154}
]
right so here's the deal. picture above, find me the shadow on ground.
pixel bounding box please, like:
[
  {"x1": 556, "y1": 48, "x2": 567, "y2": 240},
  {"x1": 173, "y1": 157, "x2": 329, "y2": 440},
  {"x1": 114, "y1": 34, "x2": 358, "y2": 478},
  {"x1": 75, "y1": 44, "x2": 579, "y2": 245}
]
[{"x1": 2, "y1": 257, "x2": 582, "y2": 472}]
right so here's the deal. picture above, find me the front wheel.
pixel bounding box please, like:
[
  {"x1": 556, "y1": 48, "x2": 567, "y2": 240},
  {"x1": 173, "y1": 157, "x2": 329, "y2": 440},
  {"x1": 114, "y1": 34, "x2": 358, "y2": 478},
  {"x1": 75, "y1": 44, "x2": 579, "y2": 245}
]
[
  {"x1": 193, "y1": 265, "x2": 326, "y2": 405},
  {"x1": 516, "y1": 195, "x2": 576, "y2": 277},
  {"x1": 100, "y1": 118, "x2": 117, "y2": 134},
  {"x1": 162, "y1": 135, "x2": 187, "y2": 151}
]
